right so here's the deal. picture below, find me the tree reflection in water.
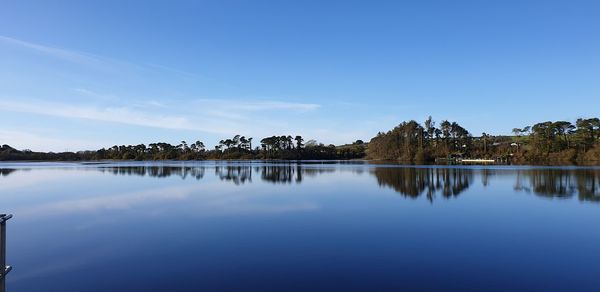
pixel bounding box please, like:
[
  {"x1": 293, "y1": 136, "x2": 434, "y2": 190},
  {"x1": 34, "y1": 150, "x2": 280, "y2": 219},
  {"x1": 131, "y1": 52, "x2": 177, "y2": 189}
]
[
  {"x1": 0, "y1": 168, "x2": 16, "y2": 177},
  {"x1": 215, "y1": 166, "x2": 251, "y2": 185},
  {"x1": 99, "y1": 166, "x2": 206, "y2": 180},
  {"x1": 514, "y1": 168, "x2": 600, "y2": 202},
  {"x1": 261, "y1": 165, "x2": 298, "y2": 184},
  {"x1": 261, "y1": 165, "x2": 336, "y2": 184},
  {"x1": 92, "y1": 165, "x2": 334, "y2": 185},
  {"x1": 372, "y1": 167, "x2": 472, "y2": 202},
  {"x1": 1, "y1": 164, "x2": 598, "y2": 203}
]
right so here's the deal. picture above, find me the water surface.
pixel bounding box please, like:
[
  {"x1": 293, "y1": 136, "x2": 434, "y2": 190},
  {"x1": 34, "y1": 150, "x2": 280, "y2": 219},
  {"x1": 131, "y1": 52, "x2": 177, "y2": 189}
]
[{"x1": 1, "y1": 161, "x2": 599, "y2": 291}]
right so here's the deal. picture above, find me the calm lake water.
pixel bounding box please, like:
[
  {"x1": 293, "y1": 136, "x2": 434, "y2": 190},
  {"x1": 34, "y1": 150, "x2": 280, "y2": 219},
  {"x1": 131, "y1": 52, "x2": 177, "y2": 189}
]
[{"x1": 1, "y1": 161, "x2": 599, "y2": 291}]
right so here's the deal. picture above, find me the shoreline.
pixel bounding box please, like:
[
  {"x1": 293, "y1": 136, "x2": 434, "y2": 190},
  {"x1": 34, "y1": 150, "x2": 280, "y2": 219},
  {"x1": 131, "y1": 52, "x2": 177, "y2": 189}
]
[{"x1": 1, "y1": 158, "x2": 599, "y2": 167}]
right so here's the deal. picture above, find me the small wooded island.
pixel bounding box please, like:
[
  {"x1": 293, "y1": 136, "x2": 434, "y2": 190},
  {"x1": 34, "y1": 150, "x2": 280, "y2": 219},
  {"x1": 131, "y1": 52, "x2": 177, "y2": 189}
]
[{"x1": 2, "y1": 116, "x2": 600, "y2": 164}]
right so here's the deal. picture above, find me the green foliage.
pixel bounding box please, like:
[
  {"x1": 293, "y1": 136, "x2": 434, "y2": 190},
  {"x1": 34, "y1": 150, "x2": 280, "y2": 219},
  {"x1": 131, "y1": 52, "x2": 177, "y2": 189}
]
[
  {"x1": 367, "y1": 116, "x2": 600, "y2": 163},
  {"x1": 0, "y1": 135, "x2": 365, "y2": 161},
  {"x1": 335, "y1": 143, "x2": 367, "y2": 159},
  {"x1": 367, "y1": 119, "x2": 470, "y2": 162}
]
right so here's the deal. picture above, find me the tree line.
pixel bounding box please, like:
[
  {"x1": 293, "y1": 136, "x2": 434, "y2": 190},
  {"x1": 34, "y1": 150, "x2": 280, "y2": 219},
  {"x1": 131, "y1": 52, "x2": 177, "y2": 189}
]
[
  {"x1": 367, "y1": 116, "x2": 600, "y2": 163},
  {"x1": 0, "y1": 135, "x2": 366, "y2": 161}
]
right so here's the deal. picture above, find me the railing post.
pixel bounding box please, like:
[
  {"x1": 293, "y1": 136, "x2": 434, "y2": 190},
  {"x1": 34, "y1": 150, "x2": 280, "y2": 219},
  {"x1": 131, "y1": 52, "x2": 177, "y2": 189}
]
[{"x1": 0, "y1": 214, "x2": 12, "y2": 292}]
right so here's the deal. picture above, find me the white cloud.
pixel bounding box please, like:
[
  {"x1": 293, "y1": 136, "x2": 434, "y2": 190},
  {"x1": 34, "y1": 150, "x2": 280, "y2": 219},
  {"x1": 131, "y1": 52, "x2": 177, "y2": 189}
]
[
  {"x1": 193, "y1": 98, "x2": 320, "y2": 112},
  {"x1": 0, "y1": 97, "x2": 323, "y2": 132},
  {"x1": 0, "y1": 98, "x2": 329, "y2": 149},
  {"x1": 232, "y1": 101, "x2": 320, "y2": 111},
  {"x1": 0, "y1": 99, "x2": 196, "y2": 131}
]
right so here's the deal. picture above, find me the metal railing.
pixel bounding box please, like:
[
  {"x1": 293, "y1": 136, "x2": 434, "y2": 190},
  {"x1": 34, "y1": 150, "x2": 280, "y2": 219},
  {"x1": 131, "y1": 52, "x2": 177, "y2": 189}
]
[{"x1": 0, "y1": 214, "x2": 12, "y2": 292}]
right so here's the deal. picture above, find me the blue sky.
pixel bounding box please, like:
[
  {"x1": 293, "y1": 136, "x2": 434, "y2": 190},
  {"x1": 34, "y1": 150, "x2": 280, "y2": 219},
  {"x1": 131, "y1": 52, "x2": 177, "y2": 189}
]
[{"x1": 1, "y1": 0, "x2": 599, "y2": 151}]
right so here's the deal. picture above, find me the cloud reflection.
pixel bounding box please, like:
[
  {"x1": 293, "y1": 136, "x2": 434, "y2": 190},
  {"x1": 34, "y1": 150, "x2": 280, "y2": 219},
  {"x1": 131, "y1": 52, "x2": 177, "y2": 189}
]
[{"x1": 14, "y1": 178, "x2": 320, "y2": 219}]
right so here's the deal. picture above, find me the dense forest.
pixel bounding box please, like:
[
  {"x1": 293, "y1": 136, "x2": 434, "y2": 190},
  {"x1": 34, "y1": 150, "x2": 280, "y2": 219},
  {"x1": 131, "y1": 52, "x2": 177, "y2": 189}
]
[
  {"x1": 1, "y1": 117, "x2": 599, "y2": 164},
  {"x1": 367, "y1": 116, "x2": 600, "y2": 163},
  {"x1": 0, "y1": 135, "x2": 366, "y2": 161}
]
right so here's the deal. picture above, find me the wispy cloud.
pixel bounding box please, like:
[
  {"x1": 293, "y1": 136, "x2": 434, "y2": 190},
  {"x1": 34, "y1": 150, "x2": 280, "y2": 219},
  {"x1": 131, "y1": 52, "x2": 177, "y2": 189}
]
[
  {"x1": 71, "y1": 88, "x2": 118, "y2": 100},
  {"x1": 193, "y1": 98, "x2": 320, "y2": 111},
  {"x1": 0, "y1": 35, "x2": 217, "y2": 79},
  {"x1": 0, "y1": 35, "x2": 166, "y2": 76},
  {"x1": 232, "y1": 101, "x2": 320, "y2": 111},
  {"x1": 0, "y1": 99, "x2": 195, "y2": 131},
  {"x1": 0, "y1": 35, "x2": 104, "y2": 66},
  {"x1": 0, "y1": 98, "x2": 321, "y2": 139},
  {"x1": 143, "y1": 62, "x2": 209, "y2": 80}
]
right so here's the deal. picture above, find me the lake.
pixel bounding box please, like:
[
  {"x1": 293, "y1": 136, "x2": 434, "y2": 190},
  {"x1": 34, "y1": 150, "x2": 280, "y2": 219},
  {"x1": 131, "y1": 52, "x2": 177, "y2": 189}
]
[{"x1": 1, "y1": 161, "x2": 599, "y2": 291}]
